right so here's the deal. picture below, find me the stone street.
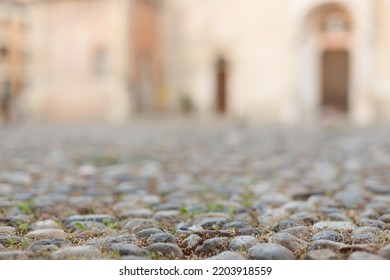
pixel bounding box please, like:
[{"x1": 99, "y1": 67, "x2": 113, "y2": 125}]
[{"x1": 0, "y1": 121, "x2": 389, "y2": 260}]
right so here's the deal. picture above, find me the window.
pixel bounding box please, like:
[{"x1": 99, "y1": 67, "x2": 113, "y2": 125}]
[{"x1": 93, "y1": 48, "x2": 108, "y2": 78}]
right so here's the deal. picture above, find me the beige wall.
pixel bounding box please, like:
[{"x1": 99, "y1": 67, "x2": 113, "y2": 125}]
[
  {"x1": 26, "y1": 0, "x2": 130, "y2": 122},
  {"x1": 164, "y1": 0, "x2": 390, "y2": 124},
  {"x1": 21, "y1": 0, "x2": 390, "y2": 124}
]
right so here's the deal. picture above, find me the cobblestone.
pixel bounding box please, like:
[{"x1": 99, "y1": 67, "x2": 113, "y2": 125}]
[{"x1": 0, "y1": 122, "x2": 390, "y2": 259}]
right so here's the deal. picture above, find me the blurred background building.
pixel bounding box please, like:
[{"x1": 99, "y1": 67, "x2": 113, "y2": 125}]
[
  {"x1": 0, "y1": 0, "x2": 28, "y2": 122},
  {"x1": 2, "y1": 0, "x2": 390, "y2": 124}
]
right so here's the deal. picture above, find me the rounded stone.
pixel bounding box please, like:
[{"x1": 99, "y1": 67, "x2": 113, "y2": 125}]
[
  {"x1": 0, "y1": 236, "x2": 22, "y2": 246},
  {"x1": 359, "y1": 219, "x2": 387, "y2": 229},
  {"x1": 153, "y1": 210, "x2": 180, "y2": 221},
  {"x1": 51, "y1": 245, "x2": 101, "y2": 259},
  {"x1": 124, "y1": 219, "x2": 159, "y2": 233},
  {"x1": 28, "y1": 238, "x2": 71, "y2": 251},
  {"x1": 135, "y1": 228, "x2": 163, "y2": 238},
  {"x1": 147, "y1": 233, "x2": 177, "y2": 244},
  {"x1": 67, "y1": 221, "x2": 108, "y2": 233},
  {"x1": 86, "y1": 235, "x2": 136, "y2": 250},
  {"x1": 378, "y1": 244, "x2": 390, "y2": 259},
  {"x1": 64, "y1": 214, "x2": 116, "y2": 225},
  {"x1": 238, "y1": 227, "x2": 261, "y2": 236},
  {"x1": 0, "y1": 251, "x2": 31, "y2": 260},
  {"x1": 110, "y1": 243, "x2": 148, "y2": 257},
  {"x1": 248, "y1": 243, "x2": 295, "y2": 260},
  {"x1": 312, "y1": 230, "x2": 343, "y2": 242},
  {"x1": 207, "y1": 251, "x2": 246, "y2": 260},
  {"x1": 351, "y1": 227, "x2": 381, "y2": 243},
  {"x1": 1, "y1": 172, "x2": 32, "y2": 186},
  {"x1": 222, "y1": 221, "x2": 250, "y2": 230},
  {"x1": 272, "y1": 219, "x2": 305, "y2": 232},
  {"x1": 308, "y1": 240, "x2": 346, "y2": 251},
  {"x1": 280, "y1": 226, "x2": 310, "y2": 239},
  {"x1": 147, "y1": 243, "x2": 184, "y2": 259},
  {"x1": 268, "y1": 232, "x2": 308, "y2": 252},
  {"x1": 0, "y1": 226, "x2": 16, "y2": 236},
  {"x1": 306, "y1": 249, "x2": 339, "y2": 260},
  {"x1": 379, "y1": 214, "x2": 390, "y2": 223},
  {"x1": 33, "y1": 220, "x2": 59, "y2": 230},
  {"x1": 182, "y1": 234, "x2": 202, "y2": 249},
  {"x1": 25, "y1": 229, "x2": 67, "y2": 240},
  {"x1": 228, "y1": 236, "x2": 258, "y2": 251},
  {"x1": 348, "y1": 251, "x2": 384, "y2": 260},
  {"x1": 119, "y1": 208, "x2": 153, "y2": 219},
  {"x1": 313, "y1": 221, "x2": 357, "y2": 232},
  {"x1": 196, "y1": 218, "x2": 228, "y2": 230},
  {"x1": 195, "y1": 237, "x2": 230, "y2": 256}
]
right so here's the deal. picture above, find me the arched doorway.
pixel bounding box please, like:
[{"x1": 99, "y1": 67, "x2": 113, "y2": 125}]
[
  {"x1": 298, "y1": 3, "x2": 355, "y2": 122},
  {"x1": 318, "y1": 7, "x2": 352, "y2": 118},
  {"x1": 215, "y1": 58, "x2": 228, "y2": 114}
]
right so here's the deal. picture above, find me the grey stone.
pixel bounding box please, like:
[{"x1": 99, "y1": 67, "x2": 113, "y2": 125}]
[
  {"x1": 64, "y1": 214, "x2": 116, "y2": 225},
  {"x1": 228, "y1": 236, "x2": 258, "y2": 251},
  {"x1": 207, "y1": 251, "x2": 246, "y2": 260},
  {"x1": 290, "y1": 211, "x2": 318, "y2": 224},
  {"x1": 221, "y1": 221, "x2": 250, "y2": 230},
  {"x1": 124, "y1": 219, "x2": 159, "y2": 233},
  {"x1": 153, "y1": 210, "x2": 180, "y2": 221},
  {"x1": 0, "y1": 251, "x2": 31, "y2": 260},
  {"x1": 25, "y1": 229, "x2": 67, "y2": 240},
  {"x1": 269, "y1": 232, "x2": 308, "y2": 252},
  {"x1": 28, "y1": 238, "x2": 71, "y2": 251},
  {"x1": 379, "y1": 214, "x2": 390, "y2": 223},
  {"x1": 110, "y1": 243, "x2": 148, "y2": 256},
  {"x1": 135, "y1": 228, "x2": 163, "y2": 238},
  {"x1": 32, "y1": 220, "x2": 59, "y2": 230},
  {"x1": 323, "y1": 213, "x2": 352, "y2": 222},
  {"x1": 147, "y1": 243, "x2": 184, "y2": 259},
  {"x1": 378, "y1": 244, "x2": 390, "y2": 259},
  {"x1": 272, "y1": 219, "x2": 305, "y2": 232},
  {"x1": 0, "y1": 244, "x2": 6, "y2": 251},
  {"x1": 196, "y1": 218, "x2": 228, "y2": 230},
  {"x1": 248, "y1": 243, "x2": 295, "y2": 260},
  {"x1": 359, "y1": 218, "x2": 387, "y2": 229},
  {"x1": 67, "y1": 221, "x2": 108, "y2": 233},
  {"x1": 0, "y1": 236, "x2": 22, "y2": 246},
  {"x1": 334, "y1": 191, "x2": 366, "y2": 208},
  {"x1": 1, "y1": 172, "x2": 32, "y2": 186},
  {"x1": 313, "y1": 221, "x2": 357, "y2": 232},
  {"x1": 147, "y1": 233, "x2": 177, "y2": 244},
  {"x1": 360, "y1": 209, "x2": 379, "y2": 219},
  {"x1": 0, "y1": 184, "x2": 12, "y2": 196},
  {"x1": 0, "y1": 226, "x2": 16, "y2": 236},
  {"x1": 308, "y1": 240, "x2": 346, "y2": 251},
  {"x1": 195, "y1": 237, "x2": 230, "y2": 256},
  {"x1": 348, "y1": 251, "x2": 384, "y2": 260},
  {"x1": 352, "y1": 227, "x2": 381, "y2": 243},
  {"x1": 306, "y1": 249, "x2": 339, "y2": 260},
  {"x1": 86, "y1": 235, "x2": 136, "y2": 250},
  {"x1": 119, "y1": 208, "x2": 153, "y2": 219},
  {"x1": 260, "y1": 193, "x2": 290, "y2": 207},
  {"x1": 51, "y1": 245, "x2": 101, "y2": 259},
  {"x1": 182, "y1": 234, "x2": 202, "y2": 249},
  {"x1": 238, "y1": 227, "x2": 261, "y2": 236},
  {"x1": 312, "y1": 230, "x2": 343, "y2": 242},
  {"x1": 281, "y1": 226, "x2": 310, "y2": 239}
]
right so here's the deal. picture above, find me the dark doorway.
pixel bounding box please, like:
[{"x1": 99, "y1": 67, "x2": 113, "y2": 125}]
[
  {"x1": 216, "y1": 58, "x2": 227, "y2": 114},
  {"x1": 321, "y1": 50, "x2": 349, "y2": 113}
]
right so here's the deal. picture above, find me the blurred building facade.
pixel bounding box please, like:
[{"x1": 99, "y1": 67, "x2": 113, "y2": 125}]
[
  {"x1": 0, "y1": 0, "x2": 28, "y2": 122},
  {"x1": 9, "y1": 0, "x2": 390, "y2": 124}
]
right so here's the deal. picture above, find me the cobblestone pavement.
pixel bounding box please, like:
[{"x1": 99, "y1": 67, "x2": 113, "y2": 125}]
[{"x1": 0, "y1": 121, "x2": 390, "y2": 260}]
